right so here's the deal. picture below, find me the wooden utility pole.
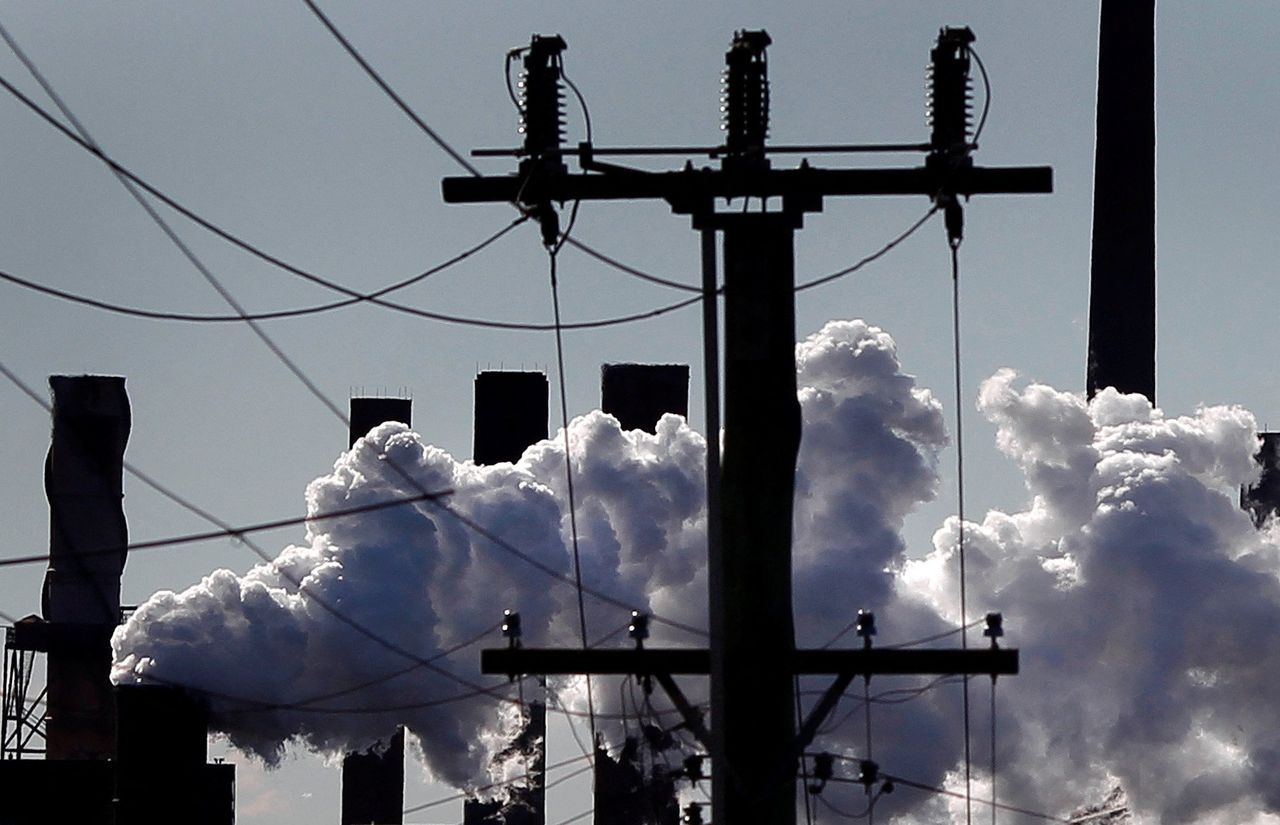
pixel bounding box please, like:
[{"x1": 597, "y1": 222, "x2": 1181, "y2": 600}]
[{"x1": 447, "y1": 29, "x2": 1049, "y2": 824}]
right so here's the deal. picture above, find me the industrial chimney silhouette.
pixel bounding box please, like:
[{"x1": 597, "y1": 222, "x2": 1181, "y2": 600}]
[
  {"x1": 340, "y1": 396, "x2": 411, "y2": 825},
  {"x1": 464, "y1": 372, "x2": 549, "y2": 825},
  {"x1": 601, "y1": 364, "x2": 690, "y2": 434},
  {"x1": 42, "y1": 375, "x2": 130, "y2": 760},
  {"x1": 1086, "y1": 0, "x2": 1156, "y2": 402},
  {"x1": 473, "y1": 371, "x2": 549, "y2": 464}
]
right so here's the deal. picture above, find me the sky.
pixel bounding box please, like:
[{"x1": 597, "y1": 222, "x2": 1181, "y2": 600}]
[{"x1": 2, "y1": 3, "x2": 1280, "y2": 824}]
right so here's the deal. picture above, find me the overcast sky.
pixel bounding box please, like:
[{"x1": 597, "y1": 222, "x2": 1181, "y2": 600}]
[{"x1": 2, "y1": 3, "x2": 1279, "y2": 823}]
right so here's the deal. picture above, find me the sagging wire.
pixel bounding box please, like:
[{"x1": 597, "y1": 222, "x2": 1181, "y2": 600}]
[
  {"x1": 0, "y1": 490, "x2": 449, "y2": 569},
  {"x1": 951, "y1": 225, "x2": 974, "y2": 825},
  {"x1": 0, "y1": 216, "x2": 528, "y2": 324},
  {"x1": 401, "y1": 750, "x2": 595, "y2": 815},
  {"x1": 820, "y1": 615, "x2": 983, "y2": 651}
]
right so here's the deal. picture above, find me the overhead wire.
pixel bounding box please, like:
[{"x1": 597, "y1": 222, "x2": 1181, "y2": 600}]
[
  {"x1": 795, "y1": 206, "x2": 939, "y2": 292},
  {"x1": 298, "y1": 0, "x2": 482, "y2": 178},
  {"x1": 951, "y1": 228, "x2": 974, "y2": 825},
  {"x1": 0, "y1": 490, "x2": 449, "y2": 569},
  {"x1": 545, "y1": 48, "x2": 598, "y2": 750},
  {"x1": 0, "y1": 358, "x2": 520, "y2": 708},
  {"x1": 815, "y1": 755, "x2": 1076, "y2": 824},
  {"x1": 2, "y1": 16, "x2": 985, "y2": 820},
  {"x1": 1, "y1": 23, "x2": 709, "y2": 646},
  {"x1": 821, "y1": 616, "x2": 983, "y2": 651},
  {"x1": 0, "y1": 64, "x2": 935, "y2": 331},
  {"x1": 401, "y1": 750, "x2": 594, "y2": 815},
  {"x1": 0, "y1": 217, "x2": 527, "y2": 323},
  {"x1": 0, "y1": 67, "x2": 703, "y2": 333}
]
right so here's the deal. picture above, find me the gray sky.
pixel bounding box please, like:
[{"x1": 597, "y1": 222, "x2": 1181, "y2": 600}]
[{"x1": 2, "y1": 3, "x2": 1278, "y2": 823}]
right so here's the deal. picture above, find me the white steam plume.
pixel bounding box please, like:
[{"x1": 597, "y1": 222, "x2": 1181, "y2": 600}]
[{"x1": 112, "y1": 319, "x2": 1280, "y2": 822}]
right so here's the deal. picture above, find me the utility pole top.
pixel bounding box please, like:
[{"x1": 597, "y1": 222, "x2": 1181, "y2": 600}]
[{"x1": 447, "y1": 28, "x2": 1050, "y2": 825}]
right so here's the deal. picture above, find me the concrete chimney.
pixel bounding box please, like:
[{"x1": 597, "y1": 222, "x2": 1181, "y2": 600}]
[
  {"x1": 340, "y1": 397, "x2": 410, "y2": 825},
  {"x1": 467, "y1": 375, "x2": 548, "y2": 824},
  {"x1": 1086, "y1": 0, "x2": 1156, "y2": 402},
  {"x1": 601, "y1": 364, "x2": 689, "y2": 434},
  {"x1": 473, "y1": 372, "x2": 549, "y2": 465},
  {"x1": 42, "y1": 375, "x2": 130, "y2": 760}
]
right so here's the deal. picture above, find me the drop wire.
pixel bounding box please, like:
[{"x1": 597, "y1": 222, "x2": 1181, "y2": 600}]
[{"x1": 951, "y1": 236, "x2": 974, "y2": 825}]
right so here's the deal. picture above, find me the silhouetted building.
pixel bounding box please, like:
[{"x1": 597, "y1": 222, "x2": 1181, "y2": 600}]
[
  {"x1": 1243, "y1": 432, "x2": 1280, "y2": 527},
  {"x1": 473, "y1": 372, "x2": 548, "y2": 464},
  {"x1": 0, "y1": 758, "x2": 114, "y2": 823},
  {"x1": 600, "y1": 364, "x2": 689, "y2": 434},
  {"x1": 42, "y1": 375, "x2": 130, "y2": 760},
  {"x1": 1086, "y1": 0, "x2": 1156, "y2": 402},
  {"x1": 341, "y1": 397, "x2": 412, "y2": 825},
  {"x1": 115, "y1": 684, "x2": 235, "y2": 825}
]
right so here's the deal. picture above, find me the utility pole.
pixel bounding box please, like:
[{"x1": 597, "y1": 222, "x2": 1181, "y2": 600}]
[{"x1": 447, "y1": 29, "x2": 1050, "y2": 824}]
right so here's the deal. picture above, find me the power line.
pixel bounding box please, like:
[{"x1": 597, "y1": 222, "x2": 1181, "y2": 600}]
[
  {"x1": 951, "y1": 230, "x2": 974, "y2": 825},
  {"x1": 0, "y1": 20, "x2": 352, "y2": 424},
  {"x1": 299, "y1": 0, "x2": 482, "y2": 178},
  {"x1": 422, "y1": 498, "x2": 709, "y2": 640},
  {"x1": 4, "y1": 30, "x2": 714, "y2": 710},
  {"x1": 795, "y1": 206, "x2": 938, "y2": 292},
  {"x1": 0, "y1": 358, "x2": 708, "y2": 646},
  {"x1": 822, "y1": 617, "x2": 982, "y2": 650},
  {"x1": 0, "y1": 217, "x2": 525, "y2": 323},
  {"x1": 0, "y1": 358, "x2": 515, "y2": 704},
  {"x1": 564, "y1": 237, "x2": 703, "y2": 294},
  {"x1": 816, "y1": 756, "x2": 1075, "y2": 824},
  {"x1": 0, "y1": 66, "x2": 934, "y2": 331},
  {"x1": 0, "y1": 490, "x2": 449, "y2": 568},
  {"x1": 0, "y1": 67, "x2": 704, "y2": 333},
  {"x1": 401, "y1": 751, "x2": 595, "y2": 815}
]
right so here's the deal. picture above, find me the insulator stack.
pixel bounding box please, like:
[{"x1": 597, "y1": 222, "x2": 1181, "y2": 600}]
[
  {"x1": 927, "y1": 26, "x2": 976, "y2": 164},
  {"x1": 519, "y1": 34, "x2": 568, "y2": 164},
  {"x1": 721, "y1": 29, "x2": 772, "y2": 168}
]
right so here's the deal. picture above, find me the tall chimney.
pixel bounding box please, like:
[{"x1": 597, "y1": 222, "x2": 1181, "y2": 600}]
[
  {"x1": 1086, "y1": 0, "x2": 1156, "y2": 402},
  {"x1": 595, "y1": 363, "x2": 688, "y2": 820},
  {"x1": 468, "y1": 373, "x2": 548, "y2": 825},
  {"x1": 42, "y1": 375, "x2": 130, "y2": 759},
  {"x1": 600, "y1": 364, "x2": 690, "y2": 434},
  {"x1": 473, "y1": 371, "x2": 549, "y2": 464},
  {"x1": 1243, "y1": 432, "x2": 1280, "y2": 527},
  {"x1": 340, "y1": 397, "x2": 410, "y2": 825}
]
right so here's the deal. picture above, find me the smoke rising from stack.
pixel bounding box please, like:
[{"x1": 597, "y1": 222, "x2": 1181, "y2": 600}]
[{"x1": 112, "y1": 320, "x2": 1280, "y2": 822}]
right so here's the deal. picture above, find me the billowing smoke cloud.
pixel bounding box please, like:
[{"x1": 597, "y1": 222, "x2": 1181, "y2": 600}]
[
  {"x1": 113, "y1": 319, "x2": 1280, "y2": 823},
  {"x1": 879, "y1": 371, "x2": 1280, "y2": 825}
]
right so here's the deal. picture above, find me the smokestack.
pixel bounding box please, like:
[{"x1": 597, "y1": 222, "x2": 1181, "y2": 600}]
[
  {"x1": 341, "y1": 396, "x2": 410, "y2": 825},
  {"x1": 600, "y1": 364, "x2": 690, "y2": 434},
  {"x1": 349, "y1": 397, "x2": 413, "y2": 448},
  {"x1": 473, "y1": 372, "x2": 549, "y2": 464},
  {"x1": 1242, "y1": 432, "x2": 1280, "y2": 527},
  {"x1": 469, "y1": 377, "x2": 547, "y2": 824},
  {"x1": 1086, "y1": 0, "x2": 1156, "y2": 402},
  {"x1": 42, "y1": 375, "x2": 129, "y2": 759},
  {"x1": 462, "y1": 702, "x2": 546, "y2": 825},
  {"x1": 114, "y1": 684, "x2": 235, "y2": 825},
  {"x1": 595, "y1": 364, "x2": 688, "y2": 818}
]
